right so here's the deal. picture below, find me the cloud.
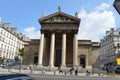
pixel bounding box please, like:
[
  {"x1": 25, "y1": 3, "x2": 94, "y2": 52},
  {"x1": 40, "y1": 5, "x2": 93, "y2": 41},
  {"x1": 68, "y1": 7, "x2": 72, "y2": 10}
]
[
  {"x1": 22, "y1": 3, "x2": 115, "y2": 41},
  {"x1": 96, "y1": 3, "x2": 109, "y2": 11},
  {"x1": 23, "y1": 27, "x2": 40, "y2": 39},
  {"x1": 78, "y1": 3, "x2": 115, "y2": 42}
]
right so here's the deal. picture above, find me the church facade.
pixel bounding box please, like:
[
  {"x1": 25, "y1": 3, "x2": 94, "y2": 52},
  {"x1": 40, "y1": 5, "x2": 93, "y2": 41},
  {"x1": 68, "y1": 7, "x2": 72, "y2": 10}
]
[{"x1": 23, "y1": 9, "x2": 100, "y2": 70}]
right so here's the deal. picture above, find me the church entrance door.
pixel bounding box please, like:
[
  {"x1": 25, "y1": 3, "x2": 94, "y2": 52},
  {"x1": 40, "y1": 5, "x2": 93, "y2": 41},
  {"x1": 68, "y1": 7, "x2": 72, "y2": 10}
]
[
  {"x1": 34, "y1": 56, "x2": 38, "y2": 65},
  {"x1": 80, "y1": 55, "x2": 86, "y2": 68},
  {"x1": 80, "y1": 58, "x2": 86, "y2": 68},
  {"x1": 55, "y1": 49, "x2": 61, "y2": 67}
]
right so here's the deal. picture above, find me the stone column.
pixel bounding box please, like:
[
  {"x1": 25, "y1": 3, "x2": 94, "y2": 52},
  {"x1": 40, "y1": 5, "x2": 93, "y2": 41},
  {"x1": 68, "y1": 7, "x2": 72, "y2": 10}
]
[
  {"x1": 38, "y1": 30, "x2": 44, "y2": 67},
  {"x1": 73, "y1": 31, "x2": 78, "y2": 67},
  {"x1": 49, "y1": 31, "x2": 55, "y2": 68},
  {"x1": 61, "y1": 32, "x2": 66, "y2": 67}
]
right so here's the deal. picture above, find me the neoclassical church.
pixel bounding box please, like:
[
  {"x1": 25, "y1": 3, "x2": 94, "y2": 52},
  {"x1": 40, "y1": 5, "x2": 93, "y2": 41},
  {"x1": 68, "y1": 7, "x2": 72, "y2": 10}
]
[{"x1": 23, "y1": 8, "x2": 100, "y2": 70}]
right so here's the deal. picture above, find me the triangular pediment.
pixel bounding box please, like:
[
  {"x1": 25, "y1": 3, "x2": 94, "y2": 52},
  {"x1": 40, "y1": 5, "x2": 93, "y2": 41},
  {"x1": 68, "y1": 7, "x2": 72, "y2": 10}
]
[{"x1": 39, "y1": 12, "x2": 80, "y2": 24}]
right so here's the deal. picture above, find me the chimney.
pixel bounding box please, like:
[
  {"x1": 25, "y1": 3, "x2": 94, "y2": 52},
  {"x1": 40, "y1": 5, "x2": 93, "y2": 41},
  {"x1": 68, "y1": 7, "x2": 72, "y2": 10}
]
[
  {"x1": 3, "y1": 23, "x2": 11, "y2": 28},
  {"x1": 111, "y1": 28, "x2": 114, "y2": 32},
  {"x1": 11, "y1": 28, "x2": 17, "y2": 33}
]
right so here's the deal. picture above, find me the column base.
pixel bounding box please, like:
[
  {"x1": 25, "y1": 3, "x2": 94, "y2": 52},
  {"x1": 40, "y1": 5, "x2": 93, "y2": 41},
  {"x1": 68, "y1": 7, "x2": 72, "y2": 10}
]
[
  {"x1": 86, "y1": 66, "x2": 92, "y2": 69},
  {"x1": 48, "y1": 64, "x2": 54, "y2": 71},
  {"x1": 61, "y1": 65, "x2": 66, "y2": 71},
  {"x1": 37, "y1": 64, "x2": 43, "y2": 68},
  {"x1": 61, "y1": 64, "x2": 66, "y2": 68}
]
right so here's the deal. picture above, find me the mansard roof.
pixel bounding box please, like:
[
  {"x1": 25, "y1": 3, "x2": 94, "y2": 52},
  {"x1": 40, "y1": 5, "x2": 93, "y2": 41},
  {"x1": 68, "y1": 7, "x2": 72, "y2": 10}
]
[{"x1": 38, "y1": 11, "x2": 80, "y2": 24}]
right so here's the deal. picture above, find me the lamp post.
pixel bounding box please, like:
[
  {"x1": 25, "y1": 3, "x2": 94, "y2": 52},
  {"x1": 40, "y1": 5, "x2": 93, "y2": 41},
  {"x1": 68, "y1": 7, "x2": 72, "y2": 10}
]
[
  {"x1": 18, "y1": 48, "x2": 24, "y2": 73},
  {"x1": 113, "y1": 0, "x2": 120, "y2": 15},
  {"x1": 29, "y1": 46, "x2": 34, "y2": 73}
]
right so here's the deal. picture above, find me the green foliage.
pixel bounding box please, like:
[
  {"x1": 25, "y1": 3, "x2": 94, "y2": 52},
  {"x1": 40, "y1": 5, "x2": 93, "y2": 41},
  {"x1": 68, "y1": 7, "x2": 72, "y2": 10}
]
[{"x1": 18, "y1": 48, "x2": 24, "y2": 57}]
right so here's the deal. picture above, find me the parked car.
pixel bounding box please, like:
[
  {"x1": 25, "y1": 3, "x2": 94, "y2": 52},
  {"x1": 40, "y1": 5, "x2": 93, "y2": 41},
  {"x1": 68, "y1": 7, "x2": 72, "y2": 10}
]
[
  {"x1": 2, "y1": 59, "x2": 21, "y2": 68},
  {"x1": 0, "y1": 74, "x2": 35, "y2": 80},
  {"x1": 114, "y1": 66, "x2": 120, "y2": 74}
]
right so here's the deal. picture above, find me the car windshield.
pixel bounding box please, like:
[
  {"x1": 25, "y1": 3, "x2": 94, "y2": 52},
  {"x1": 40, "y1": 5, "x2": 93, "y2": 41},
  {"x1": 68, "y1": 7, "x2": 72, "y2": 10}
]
[
  {"x1": 117, "y1": 68, "x2": 120, "y2": 69},
  {"x1": 0, "y1": 74, "x2": 35, "y2": 80},
  {"x1": 6, "y1": 77, "x2": 34, "y2": 80}
]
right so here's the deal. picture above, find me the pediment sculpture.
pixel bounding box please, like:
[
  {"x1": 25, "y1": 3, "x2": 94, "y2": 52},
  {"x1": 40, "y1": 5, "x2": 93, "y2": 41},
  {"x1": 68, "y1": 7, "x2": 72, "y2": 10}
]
[{"x1": 43, "y1": 15, "x2": 75, "y2": 22}]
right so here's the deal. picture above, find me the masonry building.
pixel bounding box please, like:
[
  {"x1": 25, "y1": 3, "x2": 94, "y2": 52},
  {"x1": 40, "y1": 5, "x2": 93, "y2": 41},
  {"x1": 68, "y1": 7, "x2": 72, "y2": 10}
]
[{"x1": 23, "y1": 8, "x2": 100, "y2": 70}]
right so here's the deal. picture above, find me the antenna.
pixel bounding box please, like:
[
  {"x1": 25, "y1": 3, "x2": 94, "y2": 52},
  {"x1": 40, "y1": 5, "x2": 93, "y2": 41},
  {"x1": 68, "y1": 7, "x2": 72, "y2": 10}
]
[{"x1": 42, "y1": 12, "x2": 45, "y2": 17}]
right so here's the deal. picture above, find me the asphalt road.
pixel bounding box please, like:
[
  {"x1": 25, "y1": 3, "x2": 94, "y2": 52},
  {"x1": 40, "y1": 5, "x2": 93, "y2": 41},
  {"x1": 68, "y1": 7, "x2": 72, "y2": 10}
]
[{"x1": 29, "y1": 74, "x2": 120, "y2": 80}]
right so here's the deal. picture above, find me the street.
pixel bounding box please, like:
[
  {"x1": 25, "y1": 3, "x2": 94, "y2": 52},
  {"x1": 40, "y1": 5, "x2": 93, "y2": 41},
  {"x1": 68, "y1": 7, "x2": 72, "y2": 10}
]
[{"x1": 29, "y1": 74, "x2": 120, "y2": 80}]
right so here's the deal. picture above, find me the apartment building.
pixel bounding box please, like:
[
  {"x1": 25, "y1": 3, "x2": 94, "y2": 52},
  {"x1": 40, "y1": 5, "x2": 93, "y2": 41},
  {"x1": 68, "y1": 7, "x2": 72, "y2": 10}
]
[
  {"x1": 0, "y1": 18, "x2": 29, "y2": 60},
  {"x1": 100, "y1": 28, "x2": 120, "y2": 69}
]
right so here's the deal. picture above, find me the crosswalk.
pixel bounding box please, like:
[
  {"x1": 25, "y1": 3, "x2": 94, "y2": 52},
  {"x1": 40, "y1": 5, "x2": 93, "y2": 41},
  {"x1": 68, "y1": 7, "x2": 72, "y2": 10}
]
[{"x1": 0, "y1": 68, "x2": 11, "y2": 75}]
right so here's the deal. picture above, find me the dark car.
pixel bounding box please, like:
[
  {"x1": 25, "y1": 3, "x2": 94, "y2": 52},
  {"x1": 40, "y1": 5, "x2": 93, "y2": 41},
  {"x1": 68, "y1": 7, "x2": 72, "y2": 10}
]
[
  {"x1": 0, "y1": 74, "x2": 35, "y2": 80},
  {"x1": 114, "y1": 66, "x2": 120, "y2": 74}
]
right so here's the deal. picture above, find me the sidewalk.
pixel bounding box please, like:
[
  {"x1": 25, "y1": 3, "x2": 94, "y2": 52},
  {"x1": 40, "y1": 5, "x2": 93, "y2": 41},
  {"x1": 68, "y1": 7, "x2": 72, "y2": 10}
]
[
  {"x1": 25, "y1": 70, "x2": 103, "y2": 77},
  {"x1": 0, "y1": 68, "x2": 105, "y2": 77}
]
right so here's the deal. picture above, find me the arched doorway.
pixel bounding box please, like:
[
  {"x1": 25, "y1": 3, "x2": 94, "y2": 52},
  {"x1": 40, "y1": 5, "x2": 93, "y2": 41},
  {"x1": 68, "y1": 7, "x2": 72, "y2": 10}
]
[
  {"x1": 34, "y1": 53, "x2": 38, "y2": 65},
  {"x1": 79, "y1": 54, "x2": 86, "y2": 68},
  {"x1": 34, "y1": 56, "x2": 38, "y2": 65}
]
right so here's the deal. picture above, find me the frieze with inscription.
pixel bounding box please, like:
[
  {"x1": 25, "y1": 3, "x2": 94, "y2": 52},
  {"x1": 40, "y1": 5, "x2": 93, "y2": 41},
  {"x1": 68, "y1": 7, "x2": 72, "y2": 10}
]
[{"x1": 41, "y1": 23, "x2": 79, "y2": 30}]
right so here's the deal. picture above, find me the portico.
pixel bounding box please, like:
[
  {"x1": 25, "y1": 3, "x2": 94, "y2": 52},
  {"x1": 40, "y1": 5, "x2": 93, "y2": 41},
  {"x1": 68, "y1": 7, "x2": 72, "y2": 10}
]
[{"x1": 38, "y1": 8, "x2": 80, "y2": 69}]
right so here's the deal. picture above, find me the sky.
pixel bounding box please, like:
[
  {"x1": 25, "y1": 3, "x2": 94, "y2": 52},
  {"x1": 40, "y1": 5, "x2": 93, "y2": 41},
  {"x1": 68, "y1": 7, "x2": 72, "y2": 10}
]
[{"x1": 0, "y1": 0, "x2": 119, "y2": 42}]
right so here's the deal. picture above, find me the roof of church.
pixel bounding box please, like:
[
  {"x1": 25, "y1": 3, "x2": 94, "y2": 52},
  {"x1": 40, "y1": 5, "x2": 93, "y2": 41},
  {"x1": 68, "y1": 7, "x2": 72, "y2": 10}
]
[{"x1": 38, "y1": 11, "x2": 80, "y2": 24}]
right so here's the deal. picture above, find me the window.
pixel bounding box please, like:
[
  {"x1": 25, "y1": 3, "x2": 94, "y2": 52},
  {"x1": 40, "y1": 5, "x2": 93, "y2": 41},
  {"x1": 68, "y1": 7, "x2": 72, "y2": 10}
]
[
  {"x1": 3, "y1": 37, "x2": 4, "y2": 42},
  {"x1": 1, "y1": 44, "x2": 3, "y2": 49},
  {"x1": 7, "y1": 46, "x2": 9, "y2": 51},
  {"x1": 0, "y1": 36, "x2": 1, "y2": 41},
  {"x1": 4, "y1": 45, "x2": 6, "y2": 50},
  {"x1": 0, "y1": 50, "x2": 2, "y2": 54},
  {"x1": 1, "y1": 30, "x2": 3, "y2": 34},
  {"x1": 117, "y1": 43, "x2": 120, "y2": 48},
  {"x1": 4, "y1": 31, "x2": 5, "y2": 36},
  {"x1": 7, "y1": 33, "x2": 8, "y2": 37}
]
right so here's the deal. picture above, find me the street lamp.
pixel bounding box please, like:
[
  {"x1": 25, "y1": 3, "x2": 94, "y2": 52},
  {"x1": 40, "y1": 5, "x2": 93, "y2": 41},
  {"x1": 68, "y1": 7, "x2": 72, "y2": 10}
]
[{"x1": 113, "y1": 0, "x2": 120, "y2": 15}]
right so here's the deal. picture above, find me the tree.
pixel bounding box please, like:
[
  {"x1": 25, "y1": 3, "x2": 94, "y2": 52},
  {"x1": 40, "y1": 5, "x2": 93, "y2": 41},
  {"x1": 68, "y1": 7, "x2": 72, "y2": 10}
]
[
  {"x1": 18, "y1": 48, "x2": 24, "y2": 62},
  {"x1": 18, "y1": 48, "x2": 24, "y2": 73}
]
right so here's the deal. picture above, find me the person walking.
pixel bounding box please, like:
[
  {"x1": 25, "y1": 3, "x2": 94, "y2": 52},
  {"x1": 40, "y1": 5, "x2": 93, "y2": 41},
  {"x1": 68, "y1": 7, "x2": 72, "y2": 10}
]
[{"x1": 75, "y1": 69, "x2": 78, "y2": 75}]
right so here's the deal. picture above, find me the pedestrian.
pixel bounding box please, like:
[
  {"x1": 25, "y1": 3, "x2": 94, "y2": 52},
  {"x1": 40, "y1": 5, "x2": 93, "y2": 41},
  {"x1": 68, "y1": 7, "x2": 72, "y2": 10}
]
[
  {"x1": 42, "y1": 70, "x2": 45, "y2": 74},
  {"x1": 30, "y1": 64, "x2": 33, "y2": 73},
  {"x1": 58, "y1": 66, "x2": 63, "y2": 75},
  {"x1": 75, "y1": 69, "x2": 78, "y2": 75},
  {"x1": 69, "y1": 67, "x2": 74, "y2": 75},
  {"x1": 69, "y1": 68, "x2": 72, "y2": 75},
  {"x1": 98, "y1": 72, "x2": 100, "y2": 76},
  {"x1": 106, "y1": 67, "x2": 109, "y2": 73},
  {"x1": 86, "y1": 70, "x2": 89, "y2": 76}
]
